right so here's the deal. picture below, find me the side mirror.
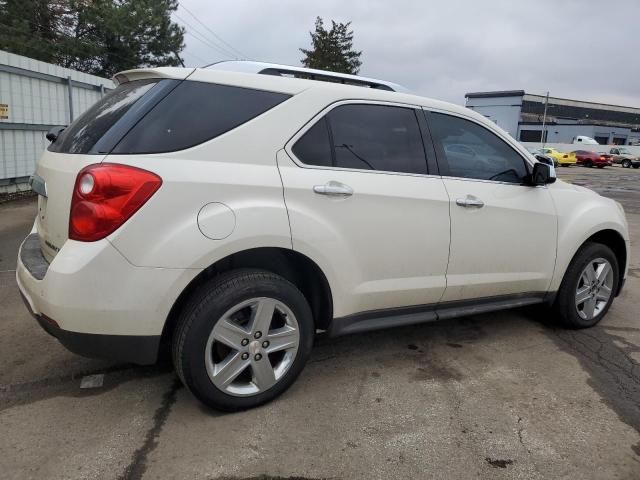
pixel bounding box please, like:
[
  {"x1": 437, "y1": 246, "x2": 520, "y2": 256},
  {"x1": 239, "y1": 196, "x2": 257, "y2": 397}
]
[
  {"x1": 529, "y1": 162, "x2": 556, "y2": 186},
  {"x1": 46, "y1": 125, "x2": 66, "y2": 143},
  {"x1": 535, "y1": 154, "x2": 553, "y2": 166}
]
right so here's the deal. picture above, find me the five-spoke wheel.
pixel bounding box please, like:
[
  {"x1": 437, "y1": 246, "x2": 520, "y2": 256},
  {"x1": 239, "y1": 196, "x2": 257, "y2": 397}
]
[
  {"x1": 205, "y1": 297, "x2": 300, "y2": 396},
  {"x1": 574, "y1": 258, "x2": 613, "y2": 321},
  {"x1": 173, "y1": 270, "x2": 313, "y2": 411},
  {"x1": 554, "y1": 242, "x2": 619, "y2": 328}
]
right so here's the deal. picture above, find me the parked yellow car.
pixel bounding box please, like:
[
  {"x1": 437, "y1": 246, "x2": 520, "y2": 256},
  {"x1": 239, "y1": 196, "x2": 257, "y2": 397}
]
[{"x1": 539, "y1": 147, "x2": 577, "y2": 166}]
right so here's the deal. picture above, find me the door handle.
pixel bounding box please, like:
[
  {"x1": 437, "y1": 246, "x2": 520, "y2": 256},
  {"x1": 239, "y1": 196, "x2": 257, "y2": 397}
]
[
  {"x1": 456, "y1": 196, "x2": 484, "y2": 208},
  {"x1": 313, "y1": 181, "x2": 354, "y2": 197}
]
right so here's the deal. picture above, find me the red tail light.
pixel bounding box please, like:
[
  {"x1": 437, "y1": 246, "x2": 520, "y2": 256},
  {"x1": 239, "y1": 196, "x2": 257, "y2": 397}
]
[{"x1": 69, "y1": 163, "x2": 162, "y2": 242}]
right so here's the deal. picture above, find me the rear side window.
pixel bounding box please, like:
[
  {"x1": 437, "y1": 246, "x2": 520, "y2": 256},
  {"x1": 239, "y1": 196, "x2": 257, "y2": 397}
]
[
  {"x1": 49, "y1": 79, "x2": 160, "y2": 154},
  {"x1": 113, "y1": 82, "x2": 290, "y2": 154},
  {"x1": 291, "y1": 118, "x2": 332, "y2": 167},
  {"x1": 428, "y1": 112, "x2": 528, "y2": 183},
  {"x1": 292, "y1": 104, "x2": 428, "y2": 174}
]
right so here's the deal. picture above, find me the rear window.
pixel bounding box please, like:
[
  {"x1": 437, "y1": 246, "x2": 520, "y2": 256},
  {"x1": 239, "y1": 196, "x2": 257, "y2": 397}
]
[
  {"x1": 49, "y1": 80, "x2": 291, "y2": 155},
  {"x1": 112, "y1": 82, "x2": 290, "y2": 154},
  {"x1": 49, "y1": 79, "x2": 160, "y2": 154}
]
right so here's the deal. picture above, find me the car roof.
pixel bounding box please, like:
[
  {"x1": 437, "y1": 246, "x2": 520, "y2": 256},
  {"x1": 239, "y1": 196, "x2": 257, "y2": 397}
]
[
  {"x1": 206, "y1": 60, "x2": 410, "y2": 93},
  {"x1": 113, "y1": 64, "x2": 499, "y2": 134}
]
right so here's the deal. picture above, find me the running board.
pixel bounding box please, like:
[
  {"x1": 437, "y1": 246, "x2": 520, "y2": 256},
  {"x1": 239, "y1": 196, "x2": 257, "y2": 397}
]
[{"x1": 329, "y1": 293, "x2": 547, "y2": 336}]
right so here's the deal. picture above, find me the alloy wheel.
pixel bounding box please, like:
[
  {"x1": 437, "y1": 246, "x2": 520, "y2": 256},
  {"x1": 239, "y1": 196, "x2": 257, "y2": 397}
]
[
  {"x1": 575, "y1": 258, "x2": 614, "y2": 321},
  {"x1": 205, "y1": 297, "x2": 300, "y2": 397}
]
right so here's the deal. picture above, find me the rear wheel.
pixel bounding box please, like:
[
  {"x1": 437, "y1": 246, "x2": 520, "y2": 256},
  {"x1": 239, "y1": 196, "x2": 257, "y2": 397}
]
[
  {"x1": 585, "y1": 160, "x2": 593, "y2": 168},
  {"x1": 172, "y1": 269, "x2": 314, "y2": 411},
  {"x1": 622, "y1": 159, "x2": 631, "y2": 168},
  {"x1": 554, "y1": 243, "x2": 618, "y2": 328}
]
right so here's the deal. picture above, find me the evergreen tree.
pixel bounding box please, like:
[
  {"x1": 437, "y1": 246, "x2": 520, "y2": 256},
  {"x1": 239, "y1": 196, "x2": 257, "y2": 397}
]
[
  {"x1": 0, "y1": 0, "x2": 62, "y2": 63},
  {"x1": 0, "y1": 0, "x2": 185, "y2": 77},
  {"x1": 300, "y1": 16, "x2": 362, "y2": 74}
]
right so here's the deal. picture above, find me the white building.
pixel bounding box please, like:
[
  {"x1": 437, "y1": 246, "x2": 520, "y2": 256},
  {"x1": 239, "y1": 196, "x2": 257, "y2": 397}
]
[{"x1": 465, "y1": 90, "x2": 640, "y2": 146}]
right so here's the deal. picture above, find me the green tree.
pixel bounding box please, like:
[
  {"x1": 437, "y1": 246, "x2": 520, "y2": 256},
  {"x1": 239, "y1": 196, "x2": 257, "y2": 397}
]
[
  {"x1": 0, "y1": 0, "x2": 185, "y2": 77},
  {"x1": 300, "y1": 16, "x2": 362, "y2": 74},
  {"x1": 0, "y1": 0, "x2": 62, "y2": 63}
]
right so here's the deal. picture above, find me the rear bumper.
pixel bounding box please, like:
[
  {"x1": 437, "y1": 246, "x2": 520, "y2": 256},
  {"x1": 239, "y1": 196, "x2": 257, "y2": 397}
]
[
  {"x1": 16, "y1": 232, "x2": 200, "y2": 365},
  {"x1": 20, "y1": 291, "x2": 160, "y2": 364}
]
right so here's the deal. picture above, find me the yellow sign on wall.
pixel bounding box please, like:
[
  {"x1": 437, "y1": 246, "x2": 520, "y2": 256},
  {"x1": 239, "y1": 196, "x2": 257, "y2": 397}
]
[{"x1": 0, "y1": 104, "x2": 8, "y2": 119}]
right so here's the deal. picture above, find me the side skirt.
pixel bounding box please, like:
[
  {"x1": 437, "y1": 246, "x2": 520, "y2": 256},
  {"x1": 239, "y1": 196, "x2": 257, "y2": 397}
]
[{"x1": 328, "y1": 292, "x2": 549, "y2": 336}]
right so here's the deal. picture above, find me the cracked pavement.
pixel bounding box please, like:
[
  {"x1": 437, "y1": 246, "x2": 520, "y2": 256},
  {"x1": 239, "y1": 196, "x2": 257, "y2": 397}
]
[{"x1": 1, "y1": 166, "x2": 639, "y2": 479}]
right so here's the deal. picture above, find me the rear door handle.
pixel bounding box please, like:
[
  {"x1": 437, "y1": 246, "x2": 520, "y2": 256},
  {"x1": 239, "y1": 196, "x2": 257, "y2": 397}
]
[
  {"x1": 313, "y1": 181, "x2": 353, "y2": 197},
  {"x1": 456, "y1": 195, "x2": 484, "y2": 208}
]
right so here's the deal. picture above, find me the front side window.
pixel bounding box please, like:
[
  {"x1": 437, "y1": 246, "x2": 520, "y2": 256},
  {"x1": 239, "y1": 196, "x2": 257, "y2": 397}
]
[
  {"x1": 292, "y1": 103, "x2": 428, "y2": 175},
  {"x1": 428, "y1": 112, "x2": 528, "y2": 183}
]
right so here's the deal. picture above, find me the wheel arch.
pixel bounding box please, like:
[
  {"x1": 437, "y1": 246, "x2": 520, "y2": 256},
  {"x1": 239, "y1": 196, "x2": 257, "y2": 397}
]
[
  {"x1": 584, "y1": 229, "x2": 627, "y2": 295},
  {"x1": 556, "y1": 228, "x2": 627, "y2": 298},
  {"x1": 162, "y1": 247, "x2": 334, "y2": 345}
]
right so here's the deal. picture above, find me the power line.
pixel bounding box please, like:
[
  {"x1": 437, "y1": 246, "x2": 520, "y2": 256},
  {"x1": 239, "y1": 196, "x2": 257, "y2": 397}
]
[
  {"x1": 183, "y1": 50, "x2": 209, "y2": 66},
  {"x1": 174, "y1": 12, "x2": 238, "y2": 60},
  {"x1": 179, "y1": 3, "x2": 249, "y2": 60},
  {"x1": 183, "y1": 30, "x2": 229, "y2": 60}
]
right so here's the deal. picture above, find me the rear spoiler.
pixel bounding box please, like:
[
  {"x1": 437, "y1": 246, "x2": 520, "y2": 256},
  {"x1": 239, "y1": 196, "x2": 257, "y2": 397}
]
[{"x1": 112, "y1": 67, "x2": 195, "y2": 86}]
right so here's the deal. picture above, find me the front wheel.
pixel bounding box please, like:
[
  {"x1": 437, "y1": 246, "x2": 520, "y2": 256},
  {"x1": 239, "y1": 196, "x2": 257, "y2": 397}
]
[
  {"x1": 172, "y1": 270, "x2": 314, "y2": 411},
  {"x1": 553, "y1": 242, "x2": 618, "y2": 328}
]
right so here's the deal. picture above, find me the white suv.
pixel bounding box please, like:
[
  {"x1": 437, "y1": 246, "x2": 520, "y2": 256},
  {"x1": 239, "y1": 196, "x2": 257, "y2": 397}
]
[{"x1": 17, "y1": 62, "x2": 629, "y2": 410}]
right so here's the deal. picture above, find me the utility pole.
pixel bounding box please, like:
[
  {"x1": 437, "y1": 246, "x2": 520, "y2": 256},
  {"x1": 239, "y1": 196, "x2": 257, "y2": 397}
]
[{"x1": 541, "y1": 91, "x2": 549, "y2": 147}]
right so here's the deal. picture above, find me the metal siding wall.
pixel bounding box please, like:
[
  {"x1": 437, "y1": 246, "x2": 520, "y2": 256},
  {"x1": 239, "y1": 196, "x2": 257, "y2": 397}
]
[{"x1": 0, "y1": 50, "x2": 113, "y2": 186}]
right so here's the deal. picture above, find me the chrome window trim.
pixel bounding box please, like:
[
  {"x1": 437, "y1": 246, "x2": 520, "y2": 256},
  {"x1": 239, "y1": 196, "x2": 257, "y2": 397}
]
[
  {"x1": 284, "y1": 99, "x2": 439, "y2": 178},
  {"x1": 441, "y1": 175, "x2": 547, "y2": 188}
]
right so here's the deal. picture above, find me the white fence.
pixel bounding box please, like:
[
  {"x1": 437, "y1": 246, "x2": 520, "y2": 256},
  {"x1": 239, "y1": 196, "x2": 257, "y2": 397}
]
[{"x1": 0, "y1": 51, "x2": 113, "y2": 192}]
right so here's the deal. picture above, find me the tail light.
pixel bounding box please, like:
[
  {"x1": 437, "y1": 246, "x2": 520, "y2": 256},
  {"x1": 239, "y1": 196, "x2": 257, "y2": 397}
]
[{"x1": 69, "y1": 163, "x2": 162, "y2": 242}]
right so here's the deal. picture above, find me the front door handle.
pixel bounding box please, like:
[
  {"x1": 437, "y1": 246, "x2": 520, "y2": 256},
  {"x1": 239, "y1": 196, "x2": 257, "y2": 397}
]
[
  {"x1": 456, "y1": 195, "x2": 484, "y2": 208},
  {"x1": 313, "y1": 181, "x2": 354, "y2": 197}
]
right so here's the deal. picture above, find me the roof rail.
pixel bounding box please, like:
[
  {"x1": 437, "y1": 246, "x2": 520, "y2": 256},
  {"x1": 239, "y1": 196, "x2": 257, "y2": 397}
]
[{"x1": 205, "y1": 60, "x2": 409, "y2": 93}]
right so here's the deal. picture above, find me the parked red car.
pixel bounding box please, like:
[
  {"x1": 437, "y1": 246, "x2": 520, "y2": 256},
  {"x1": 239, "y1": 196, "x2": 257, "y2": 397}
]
[{"x1": 573, "y1": 150, "x2": 613, "y2": 168}]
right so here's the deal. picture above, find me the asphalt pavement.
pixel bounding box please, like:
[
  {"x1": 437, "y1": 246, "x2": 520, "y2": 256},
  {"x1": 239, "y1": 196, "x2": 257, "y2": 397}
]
[{"x1": 1, "y1": 166, "x2": 639, "y2": 479}]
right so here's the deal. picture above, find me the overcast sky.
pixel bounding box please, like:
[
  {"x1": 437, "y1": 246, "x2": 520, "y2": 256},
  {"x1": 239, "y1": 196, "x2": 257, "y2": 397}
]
[{"x1": 173, "y1": 0, "x2": 640, "y2": 107}]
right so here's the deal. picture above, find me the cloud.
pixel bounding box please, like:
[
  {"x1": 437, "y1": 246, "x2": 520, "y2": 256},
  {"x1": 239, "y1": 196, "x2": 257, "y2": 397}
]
[{"x1": 176, "y1": 0, "x2": 640, "y2": 107}]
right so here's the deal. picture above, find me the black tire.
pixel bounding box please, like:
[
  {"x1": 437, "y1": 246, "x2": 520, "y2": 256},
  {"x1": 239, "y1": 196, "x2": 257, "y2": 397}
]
[
  {"x1": 172, "y1": 269, "x2": 314, "y2": 411},
  {"x1": 633, "y1": 165, "x2": 640, "y2": 169},
  {"x1": 597, "y1": 165, "x2": 605, "y2": 169},
  {"x1": 585, "y1": 160, "x2": 593, "y2": 168},
  {"x1": 622, "y1": 159, "x2": 631, "y2": 168},
  {"x1": 553, "y1": 242, "x2": 619, "y2": 329}
]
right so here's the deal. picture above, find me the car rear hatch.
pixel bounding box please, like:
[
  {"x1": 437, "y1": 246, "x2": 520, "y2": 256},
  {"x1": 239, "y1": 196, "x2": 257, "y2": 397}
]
[{"x1": 33, "y1": 68, "x2": 193, "y2": 262}]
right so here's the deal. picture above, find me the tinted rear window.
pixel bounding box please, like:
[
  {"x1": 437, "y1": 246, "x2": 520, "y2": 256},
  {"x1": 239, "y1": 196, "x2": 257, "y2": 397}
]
[
  {"x1": 112, "y1": 82, "x2": 290, "y2": 154},
  {"x1": 291, "y1": 118, "x2": 333, "y2": 167},
  {"x1": 49, "y1": 79, "x2": 160, "y2": 154}
]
